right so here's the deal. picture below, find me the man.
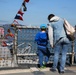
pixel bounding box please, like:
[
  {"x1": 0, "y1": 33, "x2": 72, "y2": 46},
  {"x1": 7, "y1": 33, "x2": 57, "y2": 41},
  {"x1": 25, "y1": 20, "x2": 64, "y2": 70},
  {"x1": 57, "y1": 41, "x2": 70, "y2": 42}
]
[
  {"x1": 47, "y1": 14, "x2": 70, "y2": 73},
  {"x1": 2, "y1": 29, "x2": 14, "y2": 55},
  {"x1": 74, "y1": 25, "x2": 76, "y2": 38},
  {"x1": 35, "y1": 24, "x2": 50, "y2": 68}
]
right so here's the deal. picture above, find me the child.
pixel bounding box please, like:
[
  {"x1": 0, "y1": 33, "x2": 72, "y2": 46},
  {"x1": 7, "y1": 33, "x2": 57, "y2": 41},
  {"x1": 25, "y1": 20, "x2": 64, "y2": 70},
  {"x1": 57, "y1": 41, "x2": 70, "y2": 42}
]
[{"x1": 35, "y1": 24, "x2": 50, "y2": 68}]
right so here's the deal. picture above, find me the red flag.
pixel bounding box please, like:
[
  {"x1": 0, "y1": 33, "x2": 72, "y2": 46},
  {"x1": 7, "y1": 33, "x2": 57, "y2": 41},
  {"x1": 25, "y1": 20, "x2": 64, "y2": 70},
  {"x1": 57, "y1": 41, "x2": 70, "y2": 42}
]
[
  {"x1": 17, "y1": 9, "x2": 24, "y2": 16},
  {"x1": 11, "y1": 20, "x2": 19, "y2": 26},
  {"x1": 13, "y1": 20, "x2": 19, "y2": 24},
  {"x1": 24, "y1": 0, "x2": 29, "y2": 3}
]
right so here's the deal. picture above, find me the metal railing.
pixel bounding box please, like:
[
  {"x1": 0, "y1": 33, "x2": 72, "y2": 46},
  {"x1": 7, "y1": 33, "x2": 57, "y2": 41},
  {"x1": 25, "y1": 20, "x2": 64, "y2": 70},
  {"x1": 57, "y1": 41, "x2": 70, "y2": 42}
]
[{"x1": 0, "y1": 25, "x2": 76, "y2": 68}]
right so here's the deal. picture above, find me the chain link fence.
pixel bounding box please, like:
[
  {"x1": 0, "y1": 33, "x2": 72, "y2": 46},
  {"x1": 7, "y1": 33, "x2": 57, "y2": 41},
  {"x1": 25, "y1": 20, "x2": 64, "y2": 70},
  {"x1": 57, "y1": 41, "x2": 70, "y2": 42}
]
[{"x1": 0, "y1": 25, "x2": 76, "y2": 68}]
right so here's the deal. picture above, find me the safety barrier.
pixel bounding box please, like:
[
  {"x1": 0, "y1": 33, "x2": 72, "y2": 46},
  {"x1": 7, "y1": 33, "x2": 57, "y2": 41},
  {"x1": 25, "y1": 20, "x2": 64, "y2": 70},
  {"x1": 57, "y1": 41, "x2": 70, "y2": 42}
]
[{"x1": 0, "y1": 25, "x2": 76, "y2": 68}]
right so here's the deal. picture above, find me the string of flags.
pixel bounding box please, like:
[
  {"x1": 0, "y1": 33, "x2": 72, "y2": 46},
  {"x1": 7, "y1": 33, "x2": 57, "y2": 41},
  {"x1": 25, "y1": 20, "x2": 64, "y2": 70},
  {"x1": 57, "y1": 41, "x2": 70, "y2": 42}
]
[
  {"x1": 11, "y1": 0, "x2": 30, "y2": 27},
  {"x1": 2, "y1": 0, "x2": 30, "y2": 47}
]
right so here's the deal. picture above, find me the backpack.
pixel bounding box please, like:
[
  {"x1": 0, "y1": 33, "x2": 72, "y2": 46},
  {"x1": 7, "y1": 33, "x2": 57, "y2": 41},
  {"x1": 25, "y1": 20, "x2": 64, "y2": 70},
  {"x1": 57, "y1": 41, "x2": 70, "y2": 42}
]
[{"x1": 63, "y1": 19, "x2": 75, "y2": 41}]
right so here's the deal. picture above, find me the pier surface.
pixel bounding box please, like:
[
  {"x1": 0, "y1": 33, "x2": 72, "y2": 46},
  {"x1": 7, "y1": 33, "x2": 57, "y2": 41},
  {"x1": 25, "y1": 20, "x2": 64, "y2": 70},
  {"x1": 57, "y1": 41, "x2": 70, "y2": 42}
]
[{"x1": 0, "y1": 66, "x2": 76, "y2": 75}]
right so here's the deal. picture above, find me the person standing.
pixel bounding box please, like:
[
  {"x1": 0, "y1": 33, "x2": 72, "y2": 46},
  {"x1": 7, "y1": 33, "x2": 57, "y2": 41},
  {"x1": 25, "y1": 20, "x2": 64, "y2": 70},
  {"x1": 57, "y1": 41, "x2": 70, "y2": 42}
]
[
  {"x1": 2, "y1": 29, "x2": 14, "y2": 55},
  {"x1": 35, "y1": 24, "x2": 50, "y2": 68},
  {"x1": 74, "y1": 25, "x2": 76, "y2": 63},
  {"x1": 47, "y1": 14, "x2": 70, "y2": 73},
  {"x1": 74, "y1": 25, "x2": 76, "y2": 38}
]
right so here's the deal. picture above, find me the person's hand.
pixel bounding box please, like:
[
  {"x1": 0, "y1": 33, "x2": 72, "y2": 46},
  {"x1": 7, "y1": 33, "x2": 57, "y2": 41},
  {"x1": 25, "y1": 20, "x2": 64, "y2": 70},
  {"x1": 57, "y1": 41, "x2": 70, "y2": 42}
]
[{"x1": 51, "y1": 44, "x2": 54, "y2": 48}]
